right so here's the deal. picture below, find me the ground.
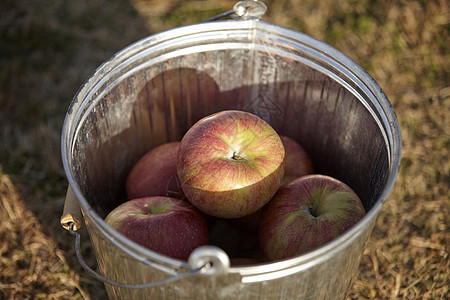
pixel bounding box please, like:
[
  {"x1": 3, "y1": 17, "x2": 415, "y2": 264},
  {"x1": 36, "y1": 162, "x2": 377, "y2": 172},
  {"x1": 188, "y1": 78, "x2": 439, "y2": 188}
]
[{"x1": 0, "y1": 0, "x2": 448, "y2": 299}]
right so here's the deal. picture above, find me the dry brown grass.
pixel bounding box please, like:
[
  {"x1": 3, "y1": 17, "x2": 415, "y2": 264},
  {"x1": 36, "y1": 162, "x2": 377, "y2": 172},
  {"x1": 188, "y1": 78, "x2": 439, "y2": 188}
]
[
  {"x1": 0, "y1": 174, "x2": 90, "y2": 299},
  {"x1": 1, "y1": 0, "x2": 448, "y2": 299}
]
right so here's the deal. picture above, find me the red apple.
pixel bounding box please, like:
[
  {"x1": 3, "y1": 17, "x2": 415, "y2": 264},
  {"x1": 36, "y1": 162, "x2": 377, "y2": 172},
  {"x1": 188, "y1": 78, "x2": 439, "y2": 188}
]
[
  {"x1": 126, "y1": 142, "x2": 184, "y2": 200},
  {"x1": 259, "y1": 174, "x2": 366, "y2": 261},
  {"x1": 104, "y1": 196, "x2": 209, "y2": 261},
  {"x1": 279, "y1": 135, "x2": 313, "y2": 185},
  {"x1": 177, "y1": 110, "x2": 285, "y2": 218}
]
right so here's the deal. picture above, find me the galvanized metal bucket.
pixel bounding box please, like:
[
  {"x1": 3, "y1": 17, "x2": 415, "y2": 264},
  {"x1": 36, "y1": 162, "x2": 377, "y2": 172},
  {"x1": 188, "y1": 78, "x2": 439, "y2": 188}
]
[{"x1": 60, "y1": 4, "x2": 401, "y2": 299}]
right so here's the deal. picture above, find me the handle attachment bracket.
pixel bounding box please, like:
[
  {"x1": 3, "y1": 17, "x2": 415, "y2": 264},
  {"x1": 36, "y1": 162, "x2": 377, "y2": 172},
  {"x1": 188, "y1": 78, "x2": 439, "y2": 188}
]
[{"x1": 206, "y1": 0, "x2": 267, "y2": 21}]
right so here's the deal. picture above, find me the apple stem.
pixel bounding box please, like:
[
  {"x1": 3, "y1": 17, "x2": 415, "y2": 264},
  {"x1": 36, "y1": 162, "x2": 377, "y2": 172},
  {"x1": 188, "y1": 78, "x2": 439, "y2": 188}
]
[
  {"x1": 309, "y1": 203, "x2": 318, "y2": 218},
  {"x1": 232, "y1": 151, "x2": 246, "y2": 161}
]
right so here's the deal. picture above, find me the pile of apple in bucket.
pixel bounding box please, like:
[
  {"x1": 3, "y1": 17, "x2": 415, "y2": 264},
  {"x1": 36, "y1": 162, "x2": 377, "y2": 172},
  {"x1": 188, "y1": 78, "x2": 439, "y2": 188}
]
[{"x1": 105, "y1": 110, "x2": 366, "y2": 264}]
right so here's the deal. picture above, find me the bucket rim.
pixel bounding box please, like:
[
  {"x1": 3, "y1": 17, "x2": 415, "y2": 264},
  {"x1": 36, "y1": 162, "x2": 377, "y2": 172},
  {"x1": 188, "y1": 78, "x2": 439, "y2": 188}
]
[{"x1": 61, "y1": 19, "x2": 402, "y2": 279}]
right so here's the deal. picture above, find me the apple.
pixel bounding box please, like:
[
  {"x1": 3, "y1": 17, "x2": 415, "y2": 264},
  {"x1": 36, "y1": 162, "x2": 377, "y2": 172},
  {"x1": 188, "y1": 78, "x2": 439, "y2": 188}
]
[
  {"x1": 104, "y1": 196, "x2": 209, "y2": 261},
  {"x1": 259, "y1": 174, "x2": 366, "y2": 261},
  {"x1": 126, "y1": 142, "x2": 184, "y2": 200},
  {"x1": 279, "y1": 135, "x2": 313, "y2": 185},
  {"x1": 177, "y1": 110, "x2": 285, "y2": 218}
]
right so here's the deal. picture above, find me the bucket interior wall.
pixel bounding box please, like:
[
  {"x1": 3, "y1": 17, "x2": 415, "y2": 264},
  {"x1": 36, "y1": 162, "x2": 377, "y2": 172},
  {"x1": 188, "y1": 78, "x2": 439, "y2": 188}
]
[{"x1": 70, "y1": 47, "x2": 389, "y2": 218}]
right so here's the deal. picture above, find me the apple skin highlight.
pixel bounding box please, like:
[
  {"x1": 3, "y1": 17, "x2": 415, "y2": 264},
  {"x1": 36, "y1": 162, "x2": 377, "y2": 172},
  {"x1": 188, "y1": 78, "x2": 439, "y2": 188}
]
[{"x1": 177, "y1": 110, "x2": 285, "y2": 218}]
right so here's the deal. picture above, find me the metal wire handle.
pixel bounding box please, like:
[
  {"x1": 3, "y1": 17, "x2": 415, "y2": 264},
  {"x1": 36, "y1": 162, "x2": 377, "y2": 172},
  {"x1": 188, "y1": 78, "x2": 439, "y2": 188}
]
[
  {"x1": 206, "y1": 9, "x2": 235, "y2": 21},
  {"x1": 68, "y1": 223, "x2": 210, "y2": 289}
]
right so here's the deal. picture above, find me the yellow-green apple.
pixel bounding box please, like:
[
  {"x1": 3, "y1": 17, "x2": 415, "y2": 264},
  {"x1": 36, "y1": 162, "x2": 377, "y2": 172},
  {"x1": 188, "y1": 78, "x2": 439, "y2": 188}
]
[
  {"x1": 259, "y1": 174, "x2": 366, "y2": 261},
  {"x1": 177, "y1": 110, "x2": 285, "y2": 218},
  {"x1": 126, "y1": 142, "x2": 184, "y2": 200},
  {"x1": 104, "y1": 196, "x2": 208, "y2": 261},
  {"x1": 280, "y1": 135, "x2": 313, "y2": 185}
]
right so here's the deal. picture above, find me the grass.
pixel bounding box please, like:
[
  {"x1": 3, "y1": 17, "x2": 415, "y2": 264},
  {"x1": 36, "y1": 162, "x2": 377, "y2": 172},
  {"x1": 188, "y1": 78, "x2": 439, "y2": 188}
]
[{"x1": 1, "y1": 0, "x2": 448, "y2": 299}]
